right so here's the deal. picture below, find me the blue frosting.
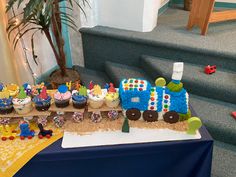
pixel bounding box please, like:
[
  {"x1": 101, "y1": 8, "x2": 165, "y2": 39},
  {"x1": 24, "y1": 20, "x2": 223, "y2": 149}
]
[
  {"x1": 119, "y1": 79, "x2": 151, "y2": 111},
  {"x1": 58, "y1": 85, "x2": 68, "y2": 93},
  {"x1": 72, "y1": 93, "x2": 87, "y2": 103},
  {"x1": 156, "y1": 87, "x2": 163, "y2": 112},
  {"x1": 33, "y1": 96, "x2": 51, "y2": 106},
  {"x1": 165, "y1": 88, "x2": 188, "y2": 114},
  {"x1": 0, "y1": 97, "x2": 13, "y2": 108},
  {"x1": 118, "y1": 78, "x2": 189, "y2": 115}
]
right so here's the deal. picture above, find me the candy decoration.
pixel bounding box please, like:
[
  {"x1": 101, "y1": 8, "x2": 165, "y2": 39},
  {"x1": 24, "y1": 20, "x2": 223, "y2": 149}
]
[
  {"x1": 122, "y1": 117, "x2": 130, "y2": 133},
  {"x1": 72, "y1": 112, "x2": 84, "y2": 122},
  {"x1": 37, "y1": 116, "x2": 48, "y2": 127},
  {"x1": 89, "y1": 81, "x2": 94, "y2": 90},
  {"x1": 104, "y1": 83, "x2": 109, "y2": 90},
  {"x1": 66, "y1": 81, "x2": 72, "y2": 91},
  {"x1": 155, "y1": 77, "x2": 166, "y2": 87},
  {"x1": 187, "y1": 117, "x2": 202, "y2": 135},
  {"x1": 53, "y1": 115, "x2": 65, "y2": 128},
  {"x1": 107, "y1": 110, "x2": 119, "y2": 120},
  {"x1": 58, "y1": 85, "x2": 68, "y2": 93},
  {"x1": 0, "y1": 118, "x2": 10, "y2": 125},
  {"x1": 18, "y1": 86, "x2": 27, "y2": 99},
  {"x1": 39, "y1": 86, "x2": 48, "y2": 99},
  {"x1": 91, "y1": 111, "x2": 102, "y2": 123},
  {"x1": 108, "y1": 83, "x2": 116, "y2": 93},
  {"x1": 79, "y1": 86, "x2": 87, "y2": 96}
]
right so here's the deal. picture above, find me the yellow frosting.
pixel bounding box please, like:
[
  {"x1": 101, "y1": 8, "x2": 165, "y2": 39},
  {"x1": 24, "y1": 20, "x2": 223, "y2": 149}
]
[
  {"x1": 6, "y1": 84, "x2": 19, "y2": 97},
  {"x1": 0, "y1": 89, "x2": 10, "y2": 99},
  {"x1": 105, "y1": 92, "x2": 119, "y2": 101}
]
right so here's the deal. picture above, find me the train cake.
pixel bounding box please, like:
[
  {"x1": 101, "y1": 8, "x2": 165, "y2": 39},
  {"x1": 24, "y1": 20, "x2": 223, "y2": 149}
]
[{"x1": 119, "y1": 62, "x2": 190, "y2": 123}]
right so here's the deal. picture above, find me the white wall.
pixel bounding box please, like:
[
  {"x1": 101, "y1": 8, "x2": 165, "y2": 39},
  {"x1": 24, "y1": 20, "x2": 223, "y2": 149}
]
[{"x1": 216, "y1": 0, "x2": 236, "y2": 2}]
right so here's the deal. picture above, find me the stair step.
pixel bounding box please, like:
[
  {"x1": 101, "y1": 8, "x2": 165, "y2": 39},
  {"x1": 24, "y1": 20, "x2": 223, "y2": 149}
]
[
  {"x1": 141, "y1": 55, "x2": 236, "y2": 104},
  {"x1": 105, "y1": 61, "x2": 153, "y2": 86},
  {"x1": 212, "y1": 141, "x2": 236, "y2": 177},
  {"x1": 73, "y1": 66, "x2": 110, "y2": 86},
  {"x1": 190, "y1": 94, "x2": 236, "y2": 146}
]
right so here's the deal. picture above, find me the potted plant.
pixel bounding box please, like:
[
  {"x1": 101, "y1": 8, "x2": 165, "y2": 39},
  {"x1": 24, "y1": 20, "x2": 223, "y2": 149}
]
[
  {"x1": 184, "y1": 0, "x2": 192, "y2": 11},
  {"x1": 6, "y1": 0, "x2": 88, "y2": 88}
]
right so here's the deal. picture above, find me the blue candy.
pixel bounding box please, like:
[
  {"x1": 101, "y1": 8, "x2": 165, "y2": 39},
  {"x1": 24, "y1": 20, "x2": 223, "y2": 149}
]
[{"x1": 58, "y1": 85, "x2": 68, "y2": 93}]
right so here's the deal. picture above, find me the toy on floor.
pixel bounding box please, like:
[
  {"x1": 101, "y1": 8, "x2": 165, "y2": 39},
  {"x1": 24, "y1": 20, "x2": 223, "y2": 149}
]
[
  {"x1": 231, "y1": 112, "x2": 236, "y2": 120},
  {"x1": 19, "y1": 122, "x2": 35, "y2": 140},
  {"x1": 38, "y1": 123, "x2": 53, "y2": 139},
  {"x1": 204, "y1": 65, "x2": 216, "y2": 74},
  {"x1": 0, "y1": 125, "x2": 17, "y2": 141}
]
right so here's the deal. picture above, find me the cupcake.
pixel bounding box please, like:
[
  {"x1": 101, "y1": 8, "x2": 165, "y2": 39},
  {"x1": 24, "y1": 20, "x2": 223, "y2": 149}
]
[
  {"x1": 54, "y1": 85, "x2": 71, "y2": 108},
  {"x1": 33, "y1": 86, "x2": 51, "y2": 111},
  {"x1": 88, "y1": 84, "x2": 106, "y2": 109},
  {"x1": 105, "y1": 83, "x2": 120, "y2": 108},
  {"x1": 0, "y1": 84, "x2": 13, "y2": 114},
  {"x1": 72, "y1": 86, "x2": 88, "y2": 109},
  {"x1": 6, "y1": 84, "x2": 19, "y2": 97},
  {"x1": 13, "y1": 86, "x2": 32, "y2": 114}
]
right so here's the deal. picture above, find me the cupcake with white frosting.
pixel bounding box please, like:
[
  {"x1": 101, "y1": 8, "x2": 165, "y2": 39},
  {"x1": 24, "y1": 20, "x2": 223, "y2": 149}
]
[
  {"x1": 88, "y1": 84, "x2": 106, "y2": 109},
  {"x1": 13, "y1": 86, "x2": 32, "y2": 114}
]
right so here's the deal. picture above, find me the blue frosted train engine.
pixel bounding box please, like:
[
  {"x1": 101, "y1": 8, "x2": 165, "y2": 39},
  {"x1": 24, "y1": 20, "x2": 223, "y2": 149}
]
[{"x1": 119, "y1": 78, "x2": 189, "y2": 123}]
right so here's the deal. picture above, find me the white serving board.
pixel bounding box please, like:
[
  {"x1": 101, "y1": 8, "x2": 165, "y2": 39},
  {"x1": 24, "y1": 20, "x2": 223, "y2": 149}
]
[{"x1": 61, "y1": 128, "x2": 201, "y2": 148}]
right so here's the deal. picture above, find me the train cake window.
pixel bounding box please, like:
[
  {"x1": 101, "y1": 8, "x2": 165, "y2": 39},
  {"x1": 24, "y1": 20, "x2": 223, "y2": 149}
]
[{"x1": 131, "y1": 97, "x2": 140, "y2": 103}]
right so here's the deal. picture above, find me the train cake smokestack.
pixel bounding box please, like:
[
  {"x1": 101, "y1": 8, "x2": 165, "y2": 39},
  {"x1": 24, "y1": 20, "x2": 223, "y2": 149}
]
[{"x1": 172, "y1": 62, "x2": 184, "y2": 82}]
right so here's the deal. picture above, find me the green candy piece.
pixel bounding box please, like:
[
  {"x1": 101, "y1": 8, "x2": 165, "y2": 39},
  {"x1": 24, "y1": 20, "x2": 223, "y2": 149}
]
[
  {"x1": 122, "y1": 117, "x2": 130, "y2": 133},
  {"x1": 187, "y1": 117, "x2": 202, "y2": 135},
  {"x1": 18, "y1": 86, "x2": 27, "y2": 99},
  {"x1": 166, "y1": 81, "x2": 183, "y2": 92},
  {"x1": 79, "y1": 86, "x2": 87, "y2": 96}
]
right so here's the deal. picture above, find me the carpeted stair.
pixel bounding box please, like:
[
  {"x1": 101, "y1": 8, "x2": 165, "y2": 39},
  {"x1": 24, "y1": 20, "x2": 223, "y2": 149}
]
[
  {"x1": 212, "y1": 141, "x2": 236, "y2": 177},
  {"x1": 73, "y1": 65, "x2": 109, "y2": 86},
  {"x1": 141, "y1": 55, "x2": 236, "y2": 105},
  {"x1": 105, "y1": 61, "x2": 153, "y2": 86},
  {"x1": 190, "y1": 94, "x2": 236, "y2": 146}
]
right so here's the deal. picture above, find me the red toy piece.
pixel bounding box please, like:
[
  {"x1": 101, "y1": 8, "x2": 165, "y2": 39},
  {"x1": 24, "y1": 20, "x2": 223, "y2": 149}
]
[
  {"x1": 231, "y1": 112, "x2": 236, "y2": 120},
  {"x1": 108, "y1": 83, "x2": 116, "y2": 93},
  {"x1": 204, "y1": 65, "x2": 216, "y2": 74},
  {"x1": 89, "y1": 81, "x2": 94, "y2": 90},
  {"x1": 39, "y1": 86, "x2": 48, "y2": 99}
]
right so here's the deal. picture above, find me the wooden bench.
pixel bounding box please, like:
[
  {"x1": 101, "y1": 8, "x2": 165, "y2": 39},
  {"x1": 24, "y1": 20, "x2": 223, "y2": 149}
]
[{"x1": 187, "y1": 0, "x2": 236, "y2": 35}]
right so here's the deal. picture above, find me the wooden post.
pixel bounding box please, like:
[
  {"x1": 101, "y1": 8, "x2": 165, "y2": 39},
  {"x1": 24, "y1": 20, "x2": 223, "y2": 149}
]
[{"x1": 187, "y1": 0, "x2": 236, "y2": 35}]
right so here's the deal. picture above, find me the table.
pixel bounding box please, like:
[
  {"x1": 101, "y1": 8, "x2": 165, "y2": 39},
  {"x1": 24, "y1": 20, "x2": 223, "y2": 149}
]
[{"x1": 15, "y1": 110, "x2": 213, "y2": 177}]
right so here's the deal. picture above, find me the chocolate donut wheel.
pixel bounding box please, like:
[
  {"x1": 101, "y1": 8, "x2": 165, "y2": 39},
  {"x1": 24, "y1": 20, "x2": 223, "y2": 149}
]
[
  {"x1": 126, "y1": 108, "x2": 141, "y2": 121},
  {"x1": 143, "y1": 110, "x2": 158, "y2": 122},
  {"x1": 163, "y1": 111, "x2": 179, "y2": 124}
]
